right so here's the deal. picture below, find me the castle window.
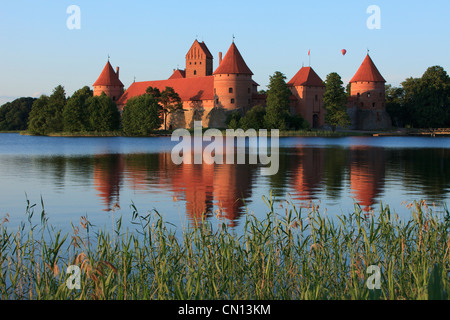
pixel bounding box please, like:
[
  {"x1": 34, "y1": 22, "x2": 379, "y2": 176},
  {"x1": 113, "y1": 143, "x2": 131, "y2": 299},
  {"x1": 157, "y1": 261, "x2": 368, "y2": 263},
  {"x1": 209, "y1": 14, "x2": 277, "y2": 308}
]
[
  {"x1": 195, "y1": 62, "x2": 197, "y2": 65},
  {"x1": 200, "y1": 62, "x2": 202, "y2": 65},
  {"x1": 194, "y1": 70, "x2": 197, "y2": 75},
  {"x1": 357, "y1": 93, "x2": 360, "y2": 98},
  {"x1": 231, "y1": 99, "x2": 235, "y2": 104},
  {"x1": 367, "y1": 92, "x2": 371, "y2": 98},
  {"x1": 229, "y1": 88, "x2": 233, "y2": 93},
  {"x1": 216, "y1": 99, "x2": 219, "y2": 104},
  {"x1": 372, "y1": 102, "x2": 376, "y2": 108},
  {"x1": 315, "y1": 95, "x2": 318, "y2": 101},
  {"x1": 113, "y1": 96, "x2": 116, "y2": 101},
  {"x1": 248, "y1": 88, "x2": 251, "y2": 94}
]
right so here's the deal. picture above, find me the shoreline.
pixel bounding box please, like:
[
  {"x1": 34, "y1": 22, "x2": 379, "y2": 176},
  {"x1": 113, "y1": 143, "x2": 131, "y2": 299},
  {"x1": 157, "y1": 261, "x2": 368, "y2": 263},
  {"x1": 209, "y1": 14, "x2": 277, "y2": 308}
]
[{"x1": 1, "y1": 128, "x2": 450, "y2": 138}]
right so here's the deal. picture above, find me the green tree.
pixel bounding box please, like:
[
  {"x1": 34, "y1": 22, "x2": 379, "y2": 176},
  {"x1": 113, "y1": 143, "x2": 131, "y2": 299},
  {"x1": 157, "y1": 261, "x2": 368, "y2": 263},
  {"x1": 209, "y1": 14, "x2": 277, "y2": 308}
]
[
  {"x1": 0, "y1": 97, "x2": 36, "y2": 131},
  {"x1": 385, "y1": 84, "x2": 405, "y2": 127},
  {"x1": 122, "y1": 94, "x2": 162, "y2": 135},
  {"x1": 403, "y1": 66, "x2": 450, "y2": 128},
  {"x1": 288, "y1": 113, "x2": 309, "y2": 130},
  {"x1": 226, "y1": 111, "x2": 242, "y2": 130},
  {"x1": 28, "y1": 85, "x2": 66, "y2": 135},
  {"x1": 239, "y1": 105, "x2": 266, "y2": 130},
  {"x1": 63, "y1": 86, "x2": 93, "y2": 132},
  {"x1": 264, "y1": 71, "x2": 292, "y2": 130},
  {"x1": 28, "y1": 95, "x2": 50, "y2": 135},
  {"x1": 323, "y1": 72, "x2": 350, "y2": 131},
  {"x1": 86, "y1": 93, "x2": 121, "y2": 132},
  {"x1": 146, "y1": 86, "x2": 183, "y2": 130}
]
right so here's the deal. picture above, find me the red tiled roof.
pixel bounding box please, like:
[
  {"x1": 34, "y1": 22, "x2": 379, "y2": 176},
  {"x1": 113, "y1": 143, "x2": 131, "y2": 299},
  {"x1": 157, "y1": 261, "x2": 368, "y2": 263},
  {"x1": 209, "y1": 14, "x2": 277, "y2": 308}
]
[
  {"x1": 287, "y1": 67, "x2": 324, "y2": 87},
  {"x1": 213, "y1": 42, "x2": 253, "y2": 75},
  {"x1": 350, "y1": 55, "x2": 386, "y2": 83},
  {"x1": 93, "y1": 61, "x2": 124, "y2": 87},
  {"x1": 198, "y1": 41, "x2": 213, "y2": 59},
  {"x1": 116, "y1": 76, "x2": 214, "y2": 106},
  {"x1": 186, "y1": 40, "x2": 213, "y2": 59},
  {"x1": 169, "y1": 69, "x2": 186, "y2": 79}
]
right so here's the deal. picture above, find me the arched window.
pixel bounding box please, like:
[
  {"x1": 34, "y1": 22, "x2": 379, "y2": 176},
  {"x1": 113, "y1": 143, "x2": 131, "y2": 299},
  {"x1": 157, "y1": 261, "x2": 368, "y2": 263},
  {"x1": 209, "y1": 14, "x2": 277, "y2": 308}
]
[
  {"x1": 231, "y1": 99, "x2": 235, "y2": 104},
  {"x1": 194, "y1": 70, "x2": 197, "y2": 75},
  {"x1": 229, "y1": 88, "x2": 233, "y2": 93}
]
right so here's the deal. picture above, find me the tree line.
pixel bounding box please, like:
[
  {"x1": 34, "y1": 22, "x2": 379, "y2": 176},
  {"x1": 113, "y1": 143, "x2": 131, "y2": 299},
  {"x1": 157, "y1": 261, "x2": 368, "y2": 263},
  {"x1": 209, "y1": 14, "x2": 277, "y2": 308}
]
[
  {"x1": 0, "y1": 84, "x2": 182, "y2": 136},
  {"x1": 26, "y1": 85, "x2": 120, "y2": 135},
  {"x1": 386, "y1": 66, "x2": 450, "y2": 128}
]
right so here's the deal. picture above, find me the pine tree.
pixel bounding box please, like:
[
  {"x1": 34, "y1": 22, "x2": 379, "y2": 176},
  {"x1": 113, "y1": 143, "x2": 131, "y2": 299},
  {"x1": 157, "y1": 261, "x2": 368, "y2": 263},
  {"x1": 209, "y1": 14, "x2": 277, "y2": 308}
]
[
  {"x1": 264, "y1": 71, "x2": 292, "y2": 130},
  {"x1": 323, "y1": 73, "x2": 350, "y2": 131}
]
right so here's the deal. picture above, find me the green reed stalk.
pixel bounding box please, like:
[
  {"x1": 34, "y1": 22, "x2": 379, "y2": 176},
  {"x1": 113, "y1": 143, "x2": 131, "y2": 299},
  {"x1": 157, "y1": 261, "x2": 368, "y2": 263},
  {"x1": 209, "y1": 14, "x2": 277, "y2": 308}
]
[{"x1": 0, "y1": 196, "x2": 449, "y2": 300}]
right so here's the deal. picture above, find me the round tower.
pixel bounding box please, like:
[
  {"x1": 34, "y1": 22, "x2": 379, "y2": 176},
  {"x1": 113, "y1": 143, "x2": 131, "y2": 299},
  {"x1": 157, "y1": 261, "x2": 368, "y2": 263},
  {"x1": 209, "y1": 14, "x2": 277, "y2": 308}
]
[
  {"x1": 93, "y1": 60, "x2": 124, "y2": 102},
  {"x1": 213, "y1": 42, "x2": 254, "y2": 112},
  {"x1": 349, "y1": 54, "x2": 386, "y2": 111}
]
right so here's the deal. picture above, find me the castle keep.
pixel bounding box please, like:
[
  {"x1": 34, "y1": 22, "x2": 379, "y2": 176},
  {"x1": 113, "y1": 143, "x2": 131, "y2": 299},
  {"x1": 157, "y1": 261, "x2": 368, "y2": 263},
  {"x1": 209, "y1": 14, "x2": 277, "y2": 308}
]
[{"x1": 93, "y1": 40, "x2": 391, "y2": 130}]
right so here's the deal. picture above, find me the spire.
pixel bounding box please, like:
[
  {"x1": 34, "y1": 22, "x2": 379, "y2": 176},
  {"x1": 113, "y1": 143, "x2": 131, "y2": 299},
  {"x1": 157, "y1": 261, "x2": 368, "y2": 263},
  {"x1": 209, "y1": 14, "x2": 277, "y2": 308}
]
[
  {"x1": 213, "y1": 42, "x2": 253, "y2": 75},
  {"x1": 93, "y1": 61, "x2": 124, "y2": 87},
  {"x1": 350, "y1": 54, "x2": 386, "y2": 83}
]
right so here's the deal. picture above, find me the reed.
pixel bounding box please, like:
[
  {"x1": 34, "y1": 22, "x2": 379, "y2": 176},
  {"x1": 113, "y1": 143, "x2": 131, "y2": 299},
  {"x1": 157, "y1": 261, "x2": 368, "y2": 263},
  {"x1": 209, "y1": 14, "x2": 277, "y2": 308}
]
[{"x1": 0, "y1": 195, "x2": 449, "y2": 300}]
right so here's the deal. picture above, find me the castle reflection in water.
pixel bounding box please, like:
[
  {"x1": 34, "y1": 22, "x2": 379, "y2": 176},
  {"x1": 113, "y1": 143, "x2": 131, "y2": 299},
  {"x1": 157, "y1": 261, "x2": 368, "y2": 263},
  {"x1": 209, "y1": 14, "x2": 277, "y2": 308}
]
[{"x1": 91, "y1": 146, "x2": 450, "y2": 225}]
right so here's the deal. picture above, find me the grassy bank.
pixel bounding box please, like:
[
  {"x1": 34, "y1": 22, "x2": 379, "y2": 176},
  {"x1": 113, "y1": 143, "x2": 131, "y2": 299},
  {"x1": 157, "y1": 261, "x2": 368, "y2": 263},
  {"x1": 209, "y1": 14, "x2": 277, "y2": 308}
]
[
  {"x1": 1, "y1": 196, "x2": 449, "y2": 300},
  {"x1": 16, "y1": 129, "x2": 370, "y2": 138}
]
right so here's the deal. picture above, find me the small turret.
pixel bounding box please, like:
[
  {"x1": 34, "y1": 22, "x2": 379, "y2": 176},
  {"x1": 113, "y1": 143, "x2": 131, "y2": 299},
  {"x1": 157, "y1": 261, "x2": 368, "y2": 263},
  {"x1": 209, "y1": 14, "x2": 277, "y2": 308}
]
[{"x1": 93, "y1": 60, "x2": 124, "y2": 102}]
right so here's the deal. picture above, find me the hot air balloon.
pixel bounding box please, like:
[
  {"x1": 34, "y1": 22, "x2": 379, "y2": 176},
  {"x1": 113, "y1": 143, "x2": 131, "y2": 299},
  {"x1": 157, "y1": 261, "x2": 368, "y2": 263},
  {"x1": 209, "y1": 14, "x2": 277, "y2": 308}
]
[{"x1": 341, "y1": 49, "x2": 347, "y2": 56}]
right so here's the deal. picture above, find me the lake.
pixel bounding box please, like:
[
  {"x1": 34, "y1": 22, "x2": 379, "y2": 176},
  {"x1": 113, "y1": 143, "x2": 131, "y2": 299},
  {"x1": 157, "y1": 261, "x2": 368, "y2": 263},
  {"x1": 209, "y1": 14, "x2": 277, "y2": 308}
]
[{"x1": 0, "y1": 133, "x2": 449, "y2": 234}]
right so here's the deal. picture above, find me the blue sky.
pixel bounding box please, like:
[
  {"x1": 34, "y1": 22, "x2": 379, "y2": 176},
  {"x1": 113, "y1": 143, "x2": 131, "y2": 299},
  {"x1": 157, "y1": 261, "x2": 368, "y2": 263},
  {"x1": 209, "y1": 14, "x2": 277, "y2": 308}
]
[{"x1": 0, "y1": 0, "x2": 449, "y2": 105}]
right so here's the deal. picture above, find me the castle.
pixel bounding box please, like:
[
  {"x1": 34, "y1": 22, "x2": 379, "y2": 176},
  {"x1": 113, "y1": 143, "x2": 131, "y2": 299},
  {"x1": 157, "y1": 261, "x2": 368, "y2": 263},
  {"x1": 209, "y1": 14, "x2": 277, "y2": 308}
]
[{"x1": 92, "y1": 40, "x2": 391, "y2": 130}]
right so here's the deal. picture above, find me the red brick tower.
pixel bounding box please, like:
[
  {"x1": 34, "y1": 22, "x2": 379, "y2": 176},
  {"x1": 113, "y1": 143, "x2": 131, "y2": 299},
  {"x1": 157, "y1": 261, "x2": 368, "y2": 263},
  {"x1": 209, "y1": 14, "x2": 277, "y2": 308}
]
[
  {"x1": 287, "y1": 67, "x2": 326, "y2": 128},
  {"x1": 185, "y1": 40, "x2": 214, "y2": 78},
  {"x1": 349, "y1": 54, "x2": 386, "y2": 110},
  {"x1": 213, "y1": 42, "x2": 254, "y2": 111},
  {"x1": 93, "y1": 60, "x2": 124, "y2": 102},
  {"x1": 348, "y1": 54, "x2": 391, "y2": 130}
]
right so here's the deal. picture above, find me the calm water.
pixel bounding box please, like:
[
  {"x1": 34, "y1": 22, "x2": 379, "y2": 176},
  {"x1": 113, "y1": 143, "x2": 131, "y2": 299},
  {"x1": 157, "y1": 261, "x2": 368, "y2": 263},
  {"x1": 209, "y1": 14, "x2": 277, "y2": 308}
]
[{"x1": 0, "y1": 133, "x2": 449, "y2": 233}]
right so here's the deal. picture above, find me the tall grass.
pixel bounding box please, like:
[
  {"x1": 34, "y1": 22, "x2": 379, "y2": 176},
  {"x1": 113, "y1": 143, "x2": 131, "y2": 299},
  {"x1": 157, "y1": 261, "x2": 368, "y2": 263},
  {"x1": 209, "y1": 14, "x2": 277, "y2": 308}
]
[{"x1": 0, "y1": 195, "x2": 449, "y2": 300}]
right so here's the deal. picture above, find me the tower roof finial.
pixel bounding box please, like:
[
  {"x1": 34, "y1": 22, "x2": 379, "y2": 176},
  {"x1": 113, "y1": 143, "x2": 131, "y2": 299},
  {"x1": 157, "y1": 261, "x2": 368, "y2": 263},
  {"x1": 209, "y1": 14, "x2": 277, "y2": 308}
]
[{"x1": 232, "y1": 34, "x2": 235, "y2": 43}]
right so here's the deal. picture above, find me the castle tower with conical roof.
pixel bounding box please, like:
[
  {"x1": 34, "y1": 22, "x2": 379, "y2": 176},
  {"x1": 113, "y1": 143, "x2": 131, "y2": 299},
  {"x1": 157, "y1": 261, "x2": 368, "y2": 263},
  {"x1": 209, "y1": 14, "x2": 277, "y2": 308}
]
[
  {"x1": 287, "y1": 66, "x2": 326, "y2": 128},
  {"x1": 93, "y1": 60, "x2": 124, "y2": 102},
  {"x1": 213, "y1": 42, "x2": 254, "y2": 112},
  {"x1": 348, "y1": 54, "x2": 391, "y2": 130}
]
